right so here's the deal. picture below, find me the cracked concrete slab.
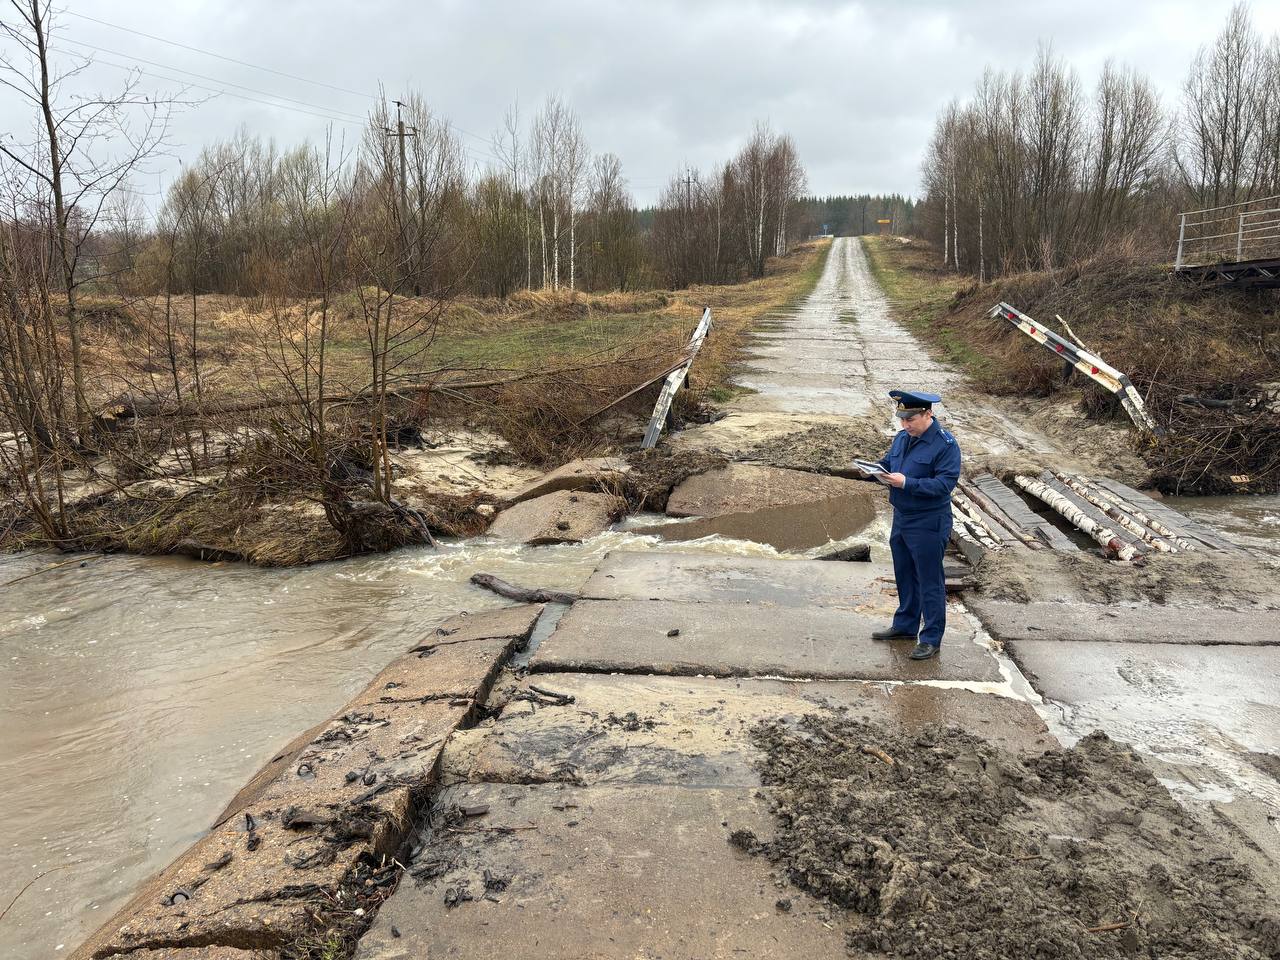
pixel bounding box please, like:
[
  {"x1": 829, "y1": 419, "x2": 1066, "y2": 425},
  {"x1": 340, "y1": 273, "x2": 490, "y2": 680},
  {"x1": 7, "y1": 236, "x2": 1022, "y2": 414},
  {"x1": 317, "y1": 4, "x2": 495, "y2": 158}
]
[
  {"x1": 355, "y1": 636, "x2": 518, "y2": 704},
  {"x1": 531, "y1": 599, "x2": 997, "y2": 681},
  {"x1": 968, "y1": 598, "x2": 1279, "y2": 646},
  {"x1": 441, "y1": 673, "x2": 1053, "y2": 789},
  {"x1": 355, "y1": 783, "x2": 848, "y2": 960},
  {"x1": 580, "y1": 550, "x2": 892, "y2": 609},
  {"x1": 665, "y1": 463, "x2": 874, "y2": 520},
  {"x1": 1006, "y1": 639, "x2": 1280, "y2": 758},
  {"x1": 417, "y1": 603, "x2": 543, "y2": 646},
  {"x1": 257, "y1": 701, "x2": 469, "y2": 807},
  {"x1": 78, "y1": 702, "x2": 473, "y2": 958}
]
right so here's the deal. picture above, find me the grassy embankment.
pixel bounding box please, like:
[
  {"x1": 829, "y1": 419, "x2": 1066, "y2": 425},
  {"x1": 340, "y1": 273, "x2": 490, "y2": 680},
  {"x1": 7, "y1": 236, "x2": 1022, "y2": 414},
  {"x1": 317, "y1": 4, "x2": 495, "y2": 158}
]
[
  {"x1": 861, "y1": 236, "x2": 1280, "y2": 493},
  {"x1": 10, "y1": 241, "x2": 833, "y2": 565},
  {"x1": 79, "y1": 239, "x2": 831, "y2": 420}
]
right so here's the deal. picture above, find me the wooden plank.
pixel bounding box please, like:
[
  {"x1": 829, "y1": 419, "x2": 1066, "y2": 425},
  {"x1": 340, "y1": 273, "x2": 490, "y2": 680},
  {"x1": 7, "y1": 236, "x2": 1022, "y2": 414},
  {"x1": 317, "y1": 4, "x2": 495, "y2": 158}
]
[
  {"x1": 969, "y1": 473, "x2": 1078, "y2": 551},
  {"x1": 956, "y1": 478, "x2": 1039, "y2": 547},
  {"x1": 952, "y1": 490, "x2": 1023, "y2": 547},
  {"x1": 1090, "y1": 478, "x2": 1244, "y2": 552},
  {"x1": 1041, "y1": 473, "x2": 1148, "y2": 552}
]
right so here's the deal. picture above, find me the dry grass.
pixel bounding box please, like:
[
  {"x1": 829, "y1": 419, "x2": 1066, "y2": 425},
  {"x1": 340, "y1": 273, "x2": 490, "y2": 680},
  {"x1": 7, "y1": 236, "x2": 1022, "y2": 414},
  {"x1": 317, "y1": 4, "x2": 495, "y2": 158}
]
[
  {"x1": 863, "y1": 236, "x2": 1280, "y2": 492},
  {"x1": 5, "y1": 243, "x2": 833, "y2": 565}
]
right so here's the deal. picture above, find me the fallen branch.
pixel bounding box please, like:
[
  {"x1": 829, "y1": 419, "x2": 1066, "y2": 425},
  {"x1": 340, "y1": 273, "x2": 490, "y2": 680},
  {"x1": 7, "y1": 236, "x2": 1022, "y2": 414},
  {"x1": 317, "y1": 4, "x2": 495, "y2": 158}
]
[
  {"x1": 859, "y1": 744, "x2": 896, "y2": 766},
  {"x1": 469, "y1": 572, "x2": 578, "y2": 605},
  {"x1": 1, "y1": 556, "x2": 92, "y2": 587}
]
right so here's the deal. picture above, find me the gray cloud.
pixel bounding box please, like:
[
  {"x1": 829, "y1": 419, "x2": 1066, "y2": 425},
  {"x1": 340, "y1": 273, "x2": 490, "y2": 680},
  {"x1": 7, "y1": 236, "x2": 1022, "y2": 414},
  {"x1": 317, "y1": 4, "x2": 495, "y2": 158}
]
[{"x1": 3, "y1": 0, "x2": 1277, "y2": 208}]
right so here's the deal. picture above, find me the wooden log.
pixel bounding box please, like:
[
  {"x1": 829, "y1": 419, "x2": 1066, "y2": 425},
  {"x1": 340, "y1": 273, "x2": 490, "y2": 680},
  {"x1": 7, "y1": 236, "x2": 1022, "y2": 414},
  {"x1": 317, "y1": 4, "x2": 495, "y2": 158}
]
[
  {"x1": 1079, "y1": 481, "x2": 1198, "y2": 551},
  {"x1": 952, "y1": 489, "x2": 1023, "y2": 546},
  {"x1": 949, "y1": 523, "x2": 988, "y2": 566},
  {"x1": 969, "y1": 473, "x2": 1078, "y2": 551},
  {"x1": 1014, "y1": 475, "x2": 1142, "y2": 561},
  {"x1": 1040, "y1": 474, "x2": 1148, "y2": 553},
  {"x1": 956, "y1": 477, "x2": 1041, "y2": 548},
  {"x1": 1090, "y1": 478, "x2": 1243, "y2": 553},
  {"x1": 1052, "y1": 473, "x2": 1177, "y2": 553},
  {"x1": 469, "y1": 573, "x2": 578, "y2": 605}
]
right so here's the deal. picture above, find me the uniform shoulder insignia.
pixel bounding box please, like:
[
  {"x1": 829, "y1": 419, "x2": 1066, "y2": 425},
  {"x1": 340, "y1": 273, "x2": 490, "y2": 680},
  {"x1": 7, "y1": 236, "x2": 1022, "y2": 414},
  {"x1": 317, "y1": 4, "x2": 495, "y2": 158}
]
[{"x1": 941, "y1": 430, "x2": 955, "y2": 444}]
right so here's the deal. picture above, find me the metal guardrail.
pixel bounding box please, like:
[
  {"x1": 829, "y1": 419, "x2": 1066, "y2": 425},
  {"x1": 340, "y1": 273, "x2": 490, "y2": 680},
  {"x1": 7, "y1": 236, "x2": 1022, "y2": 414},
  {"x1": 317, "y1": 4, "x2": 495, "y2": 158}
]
[
  {"x1": 640, "y1": 306, "x2": 712, "y2": 449},
  {"x1": 1175, "y1": 194, "x2": 1280, "y2": 269},
  {"x1": 989, "y1": 302, "x2": 1159, "y2": 434}
]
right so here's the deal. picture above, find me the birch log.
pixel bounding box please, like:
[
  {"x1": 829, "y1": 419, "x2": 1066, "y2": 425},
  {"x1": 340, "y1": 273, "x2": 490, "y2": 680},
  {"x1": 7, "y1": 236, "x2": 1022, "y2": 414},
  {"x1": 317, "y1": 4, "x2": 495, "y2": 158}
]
[
  {"x1": 951, "y1": 498, "x2": 1002, "y2": 551},
  {"x1": 1013, "y1": 475, "x2": 1142, "y2": 561},
  {"x1": 1053, "y1": 473, "x2": 1177, "y2": 553},
  {"x1": 1074, "y1": 481, "x2": 1199, "y2": 552}
]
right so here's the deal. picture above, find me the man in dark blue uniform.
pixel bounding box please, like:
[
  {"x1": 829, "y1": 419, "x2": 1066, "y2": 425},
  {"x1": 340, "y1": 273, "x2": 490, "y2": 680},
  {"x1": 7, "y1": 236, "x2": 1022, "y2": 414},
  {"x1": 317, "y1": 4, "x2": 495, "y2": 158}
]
[{"x1": 859, "y1": 389, "x2": 961, "y2": 660}]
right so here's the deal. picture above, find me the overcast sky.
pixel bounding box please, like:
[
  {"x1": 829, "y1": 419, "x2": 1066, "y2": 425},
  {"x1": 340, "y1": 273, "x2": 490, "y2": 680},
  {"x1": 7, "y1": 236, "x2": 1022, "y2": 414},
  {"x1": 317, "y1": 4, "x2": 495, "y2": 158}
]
[{"x1": 5, "y1": 0, "x2": 1280, "y2": 210}]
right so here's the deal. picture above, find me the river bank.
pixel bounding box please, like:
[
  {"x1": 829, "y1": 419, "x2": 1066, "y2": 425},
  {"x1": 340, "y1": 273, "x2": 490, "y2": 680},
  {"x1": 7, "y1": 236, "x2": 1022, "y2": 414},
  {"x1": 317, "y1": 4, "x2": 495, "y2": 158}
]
[
  {"x1": 862, "y1": 235, "x2": 1280, "y2": 494},
  {"x1": 11, "y1": 236, "x2": 1280, "y2": 960},
  {"x1": 0, "y1": 241, "x2": 832, "y2": 567}
]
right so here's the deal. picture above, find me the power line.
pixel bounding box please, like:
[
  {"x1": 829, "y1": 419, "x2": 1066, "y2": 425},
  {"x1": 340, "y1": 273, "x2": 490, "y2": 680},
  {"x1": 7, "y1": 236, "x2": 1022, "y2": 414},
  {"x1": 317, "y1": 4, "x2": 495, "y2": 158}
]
[
  {"x1": 61, "y1": 10, "x2": 501, "y2": 154},
  {"x1": 82, "y1": 54, "x2": 368, "y2": 127},
  {"x1": 49, "y1": 33, "x2": 370, "y2": 123},
  {"x1": 55, "y1": 49, "x2": 502, "y2": 165},
  {"x1": 63, "y1": 10, "x2": 373, "y2": 101}
]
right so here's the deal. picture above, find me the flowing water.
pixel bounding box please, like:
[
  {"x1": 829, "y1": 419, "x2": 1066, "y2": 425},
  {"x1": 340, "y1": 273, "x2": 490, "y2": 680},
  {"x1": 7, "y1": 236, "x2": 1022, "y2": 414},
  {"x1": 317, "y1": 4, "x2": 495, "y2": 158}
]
[
  {"x1": 0, "y1": 531, "x2": 812, "y2": 959},
  {"x1": 3, "y1": 237, "x2": 1276, "y2": 958}
]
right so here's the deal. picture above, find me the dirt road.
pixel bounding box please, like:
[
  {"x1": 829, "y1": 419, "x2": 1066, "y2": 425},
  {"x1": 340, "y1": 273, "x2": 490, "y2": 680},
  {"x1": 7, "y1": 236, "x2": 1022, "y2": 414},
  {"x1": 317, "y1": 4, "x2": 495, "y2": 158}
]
[{"x1": 682, "y1": 236, "x2": 1145, "y2": 478}]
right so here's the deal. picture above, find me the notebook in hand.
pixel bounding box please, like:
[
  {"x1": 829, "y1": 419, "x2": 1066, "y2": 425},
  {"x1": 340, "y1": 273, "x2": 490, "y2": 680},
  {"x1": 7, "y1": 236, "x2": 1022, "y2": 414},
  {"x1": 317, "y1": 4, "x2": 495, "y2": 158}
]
[{"x1": 853, "y1": 459, "x2": 886, "y2": 476}]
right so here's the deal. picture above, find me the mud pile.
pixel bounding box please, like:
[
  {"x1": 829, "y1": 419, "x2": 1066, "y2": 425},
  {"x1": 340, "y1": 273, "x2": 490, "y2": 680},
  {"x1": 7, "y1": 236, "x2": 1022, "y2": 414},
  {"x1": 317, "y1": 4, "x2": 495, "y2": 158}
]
[
  {"x1": 974, "y1": 547, "x2": 1280, "y2": 608},
  {"x1": 736, "y1": 715, "x2": 1279, "y2": 959},
  {"x1": 622, "y1": 447, "x2": 729, "y2": 511},
  {"x1": 743, "y1": 420, "x2": 890, "y2": 474}
]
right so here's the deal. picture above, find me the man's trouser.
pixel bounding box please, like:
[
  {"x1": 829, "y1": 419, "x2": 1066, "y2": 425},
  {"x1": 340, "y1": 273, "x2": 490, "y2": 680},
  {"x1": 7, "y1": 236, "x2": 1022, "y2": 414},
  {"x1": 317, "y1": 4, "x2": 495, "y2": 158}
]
[{"x1": 888, "y1": 508, "x2": 952, "y2": 647}]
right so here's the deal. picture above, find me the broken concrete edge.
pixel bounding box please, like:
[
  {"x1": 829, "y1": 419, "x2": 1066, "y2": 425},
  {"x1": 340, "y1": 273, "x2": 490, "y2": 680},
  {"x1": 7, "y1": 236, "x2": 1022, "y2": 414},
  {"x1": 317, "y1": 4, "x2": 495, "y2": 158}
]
[
  {"x1": 502, "y1": 456, "x2": 631, "y2": 505},
  {"x1": 71, "y1": 603, "x2": 544, "y2": 960}
]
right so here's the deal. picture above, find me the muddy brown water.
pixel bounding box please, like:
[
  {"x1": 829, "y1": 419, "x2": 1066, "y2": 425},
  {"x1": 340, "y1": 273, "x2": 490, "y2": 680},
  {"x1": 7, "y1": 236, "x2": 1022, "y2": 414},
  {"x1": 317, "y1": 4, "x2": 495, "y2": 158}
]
[
  {"x1": 5, "y1": 237, "x2": 1276, "y2": 957},
  {"x1": 0, "y1": 522, "x2": 880, "y2": 960},
  {"x1": 1168, "y1": 492, "x2": 1280, "y2": 560}
]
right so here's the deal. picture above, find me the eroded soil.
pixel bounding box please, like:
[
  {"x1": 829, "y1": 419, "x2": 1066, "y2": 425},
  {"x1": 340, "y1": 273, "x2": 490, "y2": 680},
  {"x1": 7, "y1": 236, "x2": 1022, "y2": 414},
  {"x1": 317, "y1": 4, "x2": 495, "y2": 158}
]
[
  {"x1": 974, "y1": 547, "x2": 1280, "y2": 608},
  {"x1": 736, "y1": 714, "x2": 1280, "y2": 959}
]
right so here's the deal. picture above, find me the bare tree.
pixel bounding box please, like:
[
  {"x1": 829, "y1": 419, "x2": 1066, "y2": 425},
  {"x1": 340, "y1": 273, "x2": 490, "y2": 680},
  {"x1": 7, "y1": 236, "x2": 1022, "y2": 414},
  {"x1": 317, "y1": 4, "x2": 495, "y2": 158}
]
[
  {"x1": 1176, "y1": 2, "x2": 1264, "y2": 206},
  {"x1": 0, "y1": 0, "x2": 178, "y2": 440}
]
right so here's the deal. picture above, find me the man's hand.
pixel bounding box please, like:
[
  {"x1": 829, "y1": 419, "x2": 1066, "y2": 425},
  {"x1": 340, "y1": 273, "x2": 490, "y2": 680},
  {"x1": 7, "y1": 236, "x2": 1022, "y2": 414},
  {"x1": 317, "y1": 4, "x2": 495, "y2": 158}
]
[{"x1": 876, "y1": 472, "x2": 907, "y2": 489}]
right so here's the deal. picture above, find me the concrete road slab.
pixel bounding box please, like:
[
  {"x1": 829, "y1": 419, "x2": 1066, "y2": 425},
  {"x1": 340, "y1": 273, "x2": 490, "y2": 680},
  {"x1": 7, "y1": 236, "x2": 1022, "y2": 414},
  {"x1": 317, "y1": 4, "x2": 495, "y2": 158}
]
[
  {"x1": 970, "y1": 598, "x2": 1279, "y2": 646},
  {"x1": 355, "y1": 783, "x2": 849, "y2": 960},
  {"x1": 581, "y1": 549, "x2": 892, "y2": 609},
  {"x1": 1007, "y1": 639, "x2": 1280, "y2": 758},
  {"x1": 418, "y1": 603, "x2": 544, "y2": 646},
  {"x1": 531, "y1": 599, "x2": 998, "y2": 681},
  {"x1": 441, "y1": 673, "x2": 1054, "y2": 789},
  {"x1": 355, "y1": 636, "x2": 517, "y2": 704},
  {"x1": 1007, "y1": 639, "x2": 1280, "y2": 871},
  {"x1": 631, "y1": 498, "x2": 877, "y2": 552}
]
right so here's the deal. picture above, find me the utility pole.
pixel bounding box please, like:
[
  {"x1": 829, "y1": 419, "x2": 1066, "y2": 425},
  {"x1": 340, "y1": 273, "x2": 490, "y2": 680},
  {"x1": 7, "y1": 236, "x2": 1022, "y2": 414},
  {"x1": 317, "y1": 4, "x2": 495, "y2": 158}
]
[{"x1": 386, "y1": 100, "x2": 419, "y2": 294}]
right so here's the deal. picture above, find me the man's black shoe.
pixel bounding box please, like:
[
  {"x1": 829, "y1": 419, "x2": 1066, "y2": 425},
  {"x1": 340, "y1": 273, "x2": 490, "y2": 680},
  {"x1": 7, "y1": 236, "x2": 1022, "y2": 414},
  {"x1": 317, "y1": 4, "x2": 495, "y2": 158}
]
[
  {"x1": 909, "y1": 643, "x2": 940, "y2": 660},
  {"x1": 871, "y1": 628, "x2": 916, "y2": 641}
]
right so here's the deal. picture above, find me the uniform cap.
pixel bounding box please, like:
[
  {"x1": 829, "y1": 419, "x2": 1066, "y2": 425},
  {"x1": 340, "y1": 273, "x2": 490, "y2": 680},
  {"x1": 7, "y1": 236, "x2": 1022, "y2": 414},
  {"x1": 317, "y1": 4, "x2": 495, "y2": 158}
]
[{"x1": 889, "y1": 389, "x2": 941, "y2": 417}]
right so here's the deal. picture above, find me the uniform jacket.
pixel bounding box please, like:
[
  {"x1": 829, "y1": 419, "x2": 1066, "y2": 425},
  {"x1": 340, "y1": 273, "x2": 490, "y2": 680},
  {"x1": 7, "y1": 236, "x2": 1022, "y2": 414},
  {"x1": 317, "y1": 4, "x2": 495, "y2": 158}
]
[{"x1": 876, "y1": 418, "x2": 961, "y2": 515}]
